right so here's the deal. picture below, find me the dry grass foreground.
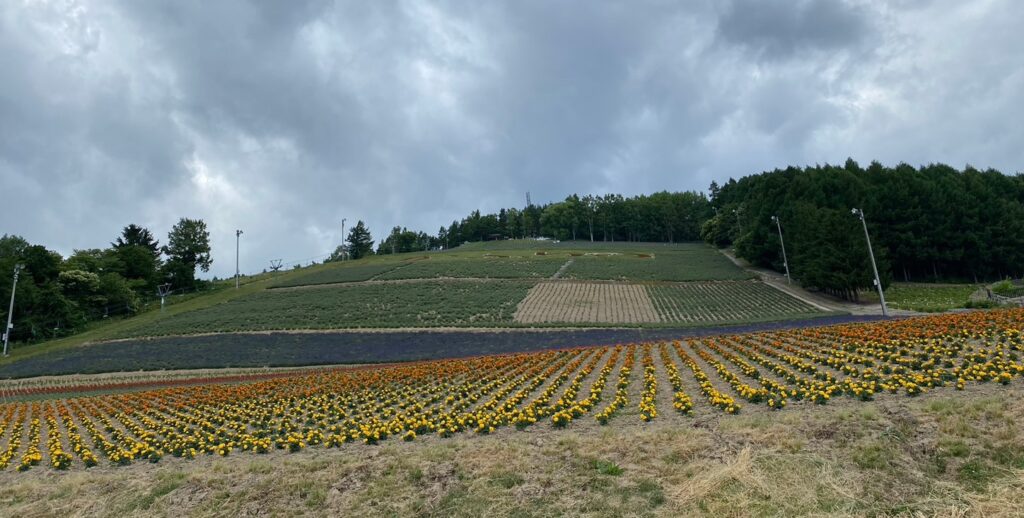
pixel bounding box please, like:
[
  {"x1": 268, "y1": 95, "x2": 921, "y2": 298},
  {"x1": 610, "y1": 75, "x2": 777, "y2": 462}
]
[
  {"x1": 2, "y1": 382, "x2": 1023, "y2": 517},
  {"x1": 515, "y1": 282, "x2": 659, "y2": 324}
]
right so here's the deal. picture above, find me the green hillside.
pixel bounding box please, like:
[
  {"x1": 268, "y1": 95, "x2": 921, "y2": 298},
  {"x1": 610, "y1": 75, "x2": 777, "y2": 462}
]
[{"x1": 0, "y1": 241, "x2": 829, "y2": 368}]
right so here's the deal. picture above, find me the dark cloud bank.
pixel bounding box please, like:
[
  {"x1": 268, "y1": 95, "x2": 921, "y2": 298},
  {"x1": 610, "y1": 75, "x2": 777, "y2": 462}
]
[{"x1": 1, "y1": 0, "x2": 1021, "y2": 277}]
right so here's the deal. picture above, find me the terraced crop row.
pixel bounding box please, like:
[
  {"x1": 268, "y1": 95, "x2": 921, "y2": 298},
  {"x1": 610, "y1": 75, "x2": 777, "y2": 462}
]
[
  {"x1": 117, "y1": 280, "x2": 533, "y2": 337},
  {"x1": 2, "y1": 309, "x2": 1022, "y2": 471},
  {"x1": 376, "y1": 256, "x2": 566, "y2": 280},
  {"x1": 273, "y1": 242, "x2": 750, "y2": 289},
  {"x1": 516, "y1": 280, "x2": 827, "y2": 325},
  {"x1": 272, "y1": 262, "x2": 408, "y2": 288},
  {"x1": 515, "y1": 282, "x2": 660, "y2": 323},
  {"x1": 648, "y1": 281, "x2": 823, "y2": 323},
  {"x1": 564, "y1": 250, "x2": 753, "y2": 281}
]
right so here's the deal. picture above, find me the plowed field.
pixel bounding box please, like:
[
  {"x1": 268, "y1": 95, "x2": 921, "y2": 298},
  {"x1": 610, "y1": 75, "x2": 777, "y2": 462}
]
[{"x1": 514, "y1": 282, "x2": 659, "y2": 323}]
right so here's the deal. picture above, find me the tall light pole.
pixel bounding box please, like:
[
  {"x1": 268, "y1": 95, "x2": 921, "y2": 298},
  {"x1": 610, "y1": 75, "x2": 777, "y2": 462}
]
[
  {"x1": 3, "y1": 264, "x2": 23, "y2": 356},
  {"x1": 851, "y1": 208, "x2": 887, "y2": 316},
  {"x1": 770, "y1": 216, "x2": 791, "y2": 284},
  {"x1": 341, "y1": 218, "x2": 347, "y2": 261},
  {"x1": 235, "y1": 229, "x2": 243, "y2": 289}
]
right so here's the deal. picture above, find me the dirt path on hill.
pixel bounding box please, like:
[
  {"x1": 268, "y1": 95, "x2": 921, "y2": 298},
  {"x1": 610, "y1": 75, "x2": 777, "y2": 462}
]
[{"x1": 551, "y1": 258, "x2": 574, "y2": 279}]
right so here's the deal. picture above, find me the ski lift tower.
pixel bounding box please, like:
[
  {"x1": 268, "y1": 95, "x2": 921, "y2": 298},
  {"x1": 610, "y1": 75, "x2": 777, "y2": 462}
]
[{"x1": 157, "y1": 283, "x2": 173, "y2": 312}]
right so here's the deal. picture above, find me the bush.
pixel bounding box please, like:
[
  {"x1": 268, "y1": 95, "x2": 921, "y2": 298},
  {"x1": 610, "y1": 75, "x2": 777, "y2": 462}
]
[
  {"x1": 991, "y1": 280, "x2": 1015, "y2": 295},
  {"x1": 965, "y1": 299, "x2": 1000, "y2": 309}
]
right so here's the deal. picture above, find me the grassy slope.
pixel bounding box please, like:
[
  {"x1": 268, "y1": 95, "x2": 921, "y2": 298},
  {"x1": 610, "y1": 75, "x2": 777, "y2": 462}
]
[
  {"x1": 271, "y1": 261, "x2": 409, "y2": 287},
  {"x1": 565, "y1": 251, "x2": 753, "y2": 282},
  {"x1": 112, "y1": 282, "x2": 836, "y2": 338},
  {"x1": 115, "y1": 280, "x2": 534, "y2": 337},
  {"x1": 859, "y1": 282, "x2": 982, "y2": 313},
  {"x1": 0, "y1": 265, "x2": 327, "y2": 367},
  {"x1": 2, "y1": 383, "x2": 1022, "y2": 517}
]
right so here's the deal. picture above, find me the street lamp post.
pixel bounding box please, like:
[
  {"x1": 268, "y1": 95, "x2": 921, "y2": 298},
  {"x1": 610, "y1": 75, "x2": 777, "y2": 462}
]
[
  {"x1": 851, "y1": 208, "x2": 888, "y2": 317},
  {"x1": 235, "y1": 229, "x2": 243, "y2": 289},
  {"x1": 341, "y1": 218, "x2": 347, "y2": 261},
  {"x1": 770, "y1": 216, "x2": 791, "y2": 284},
  {"x1": 3, "y1": 264, "x2": 23, "y2": 357}
]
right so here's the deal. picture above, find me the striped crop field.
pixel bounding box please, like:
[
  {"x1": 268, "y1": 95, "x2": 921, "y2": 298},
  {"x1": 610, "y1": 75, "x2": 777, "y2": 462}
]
[
  {"x1": 515, "y1": 280, "x2": 826, "y2": 325},
  {"x1": 514, "y1": 282, "x2": 660, "y2": 324},
  {"x1": 647, "y1": 281, "x2": 824, "y2": 323}
]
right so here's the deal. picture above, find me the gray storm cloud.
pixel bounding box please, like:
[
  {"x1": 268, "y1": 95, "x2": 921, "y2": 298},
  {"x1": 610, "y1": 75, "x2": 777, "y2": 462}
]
[{"x1": 1, "y1": 0, "x2": 1021, "y2": 278}]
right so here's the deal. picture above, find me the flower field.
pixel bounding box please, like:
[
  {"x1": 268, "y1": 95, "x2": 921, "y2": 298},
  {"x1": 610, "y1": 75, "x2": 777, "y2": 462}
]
[{"x1": 1, "y1": 309, "x2": 1022, "y2": 471}]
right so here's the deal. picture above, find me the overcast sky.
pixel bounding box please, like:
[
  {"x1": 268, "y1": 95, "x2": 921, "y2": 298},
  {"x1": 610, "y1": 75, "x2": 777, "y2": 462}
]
[{"x1": 2, "y1": 0, "x2": 1022, "y2": 278}]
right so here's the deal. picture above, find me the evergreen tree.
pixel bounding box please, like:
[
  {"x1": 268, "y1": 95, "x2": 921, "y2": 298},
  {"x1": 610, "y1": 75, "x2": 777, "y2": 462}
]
[
  {"x1": 346, "y1": 221, "x2": 374, "y2": 259},
  {"x1": 113, "y1": 224, "x2": 161, "y2": 259}
]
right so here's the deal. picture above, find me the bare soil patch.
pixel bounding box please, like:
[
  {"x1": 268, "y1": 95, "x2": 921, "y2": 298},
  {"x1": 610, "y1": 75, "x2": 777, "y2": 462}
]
[{"x1": 515, "y1": 282, "x2": 660, "y2": 324}]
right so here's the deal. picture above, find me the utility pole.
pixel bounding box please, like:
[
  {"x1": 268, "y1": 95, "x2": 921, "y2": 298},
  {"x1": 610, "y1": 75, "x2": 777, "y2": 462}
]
[
  {"x1": 852, "y1": 208, "x2": 888, "y2": 316},
  {"x1": 235, "y1": 229, "x2": 243, "y2": 289},
  {"x1": 341, "y1": 218, "x2": 347, "y2": 261},
  {"x1": 3, "y1": 264, "x2": 23, "y2": 357},
  {"x1": 771, "y1": 216, "x2": 791, "y2": 284}
]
